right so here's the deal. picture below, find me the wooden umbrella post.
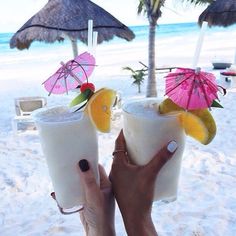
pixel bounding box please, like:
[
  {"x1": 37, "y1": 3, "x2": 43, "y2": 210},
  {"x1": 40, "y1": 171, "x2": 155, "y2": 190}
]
[{"x1": 71, "y1": 38, "x2": 78, "y2": 58}]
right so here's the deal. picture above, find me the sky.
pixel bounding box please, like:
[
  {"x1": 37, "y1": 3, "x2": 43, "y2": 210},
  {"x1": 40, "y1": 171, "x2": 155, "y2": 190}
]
[{"x1": 0, "y1": 0, "x2": 207, "y2": 33}]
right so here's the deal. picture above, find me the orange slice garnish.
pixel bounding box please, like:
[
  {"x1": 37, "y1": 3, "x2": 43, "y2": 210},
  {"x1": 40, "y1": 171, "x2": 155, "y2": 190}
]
[
  {"x1": 85, "y1": 88, "x2": 116, "y2": 133},
  {"x1": 158, "y1": 98, "x2": 216, "y2": 145}
]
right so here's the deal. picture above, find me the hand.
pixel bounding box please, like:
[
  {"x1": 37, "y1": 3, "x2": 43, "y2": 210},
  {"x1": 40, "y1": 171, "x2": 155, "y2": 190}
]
[
  {"x1": 109, "y1": 130, "x2": 177, "y2": 236},
  {"x1": 78, "y1": 160, "x2": 115, "y2": 236}
]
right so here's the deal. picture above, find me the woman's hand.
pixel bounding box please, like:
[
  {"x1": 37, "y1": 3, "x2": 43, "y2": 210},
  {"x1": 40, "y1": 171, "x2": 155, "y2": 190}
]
[
  {"x1": 109, "y1": 130, "x2": 177, "y2": 236},
  {"x1": 78, "y1": 160, "x2": 116, "y2": 236}
]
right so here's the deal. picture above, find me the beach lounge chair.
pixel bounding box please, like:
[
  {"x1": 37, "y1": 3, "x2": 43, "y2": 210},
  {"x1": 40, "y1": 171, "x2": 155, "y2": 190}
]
[
  {"x1": 212, "y1": 62, "x2": 232, "y2": 70},
  {"x1": 155, "y1": 66, "x2": 177, "y2": 73},
  {"x1": 12, "y1": 96, "x2": 47, "y2": 134},
  {"x1": 138, "y1": 61, "x2": 177, "y2": 74}
]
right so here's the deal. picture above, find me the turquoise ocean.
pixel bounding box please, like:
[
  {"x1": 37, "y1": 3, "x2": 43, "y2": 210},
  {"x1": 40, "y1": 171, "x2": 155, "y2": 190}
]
[{"x1": 1, "y1": 22, "x2": 236, "y2": 55}]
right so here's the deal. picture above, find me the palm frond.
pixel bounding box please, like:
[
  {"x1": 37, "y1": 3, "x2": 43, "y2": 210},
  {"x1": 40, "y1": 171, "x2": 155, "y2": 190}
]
[
  {"x1": 123, "y1": 66, "x2": 135, "y2": 73},
  {"x1": 138, "y1": 0, "x2": 146, "y2": 15},
  {"x1": 182, "y1": 0, "x2": 213, "y2": 6},
  {"x1": 152, "y1": 0, "x2": 160, "y2": 14}
]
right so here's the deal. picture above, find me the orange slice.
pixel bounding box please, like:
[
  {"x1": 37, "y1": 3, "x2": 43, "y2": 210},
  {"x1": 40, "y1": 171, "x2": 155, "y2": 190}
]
[
  {"x1": 86, "y1": 88, "x2": 116, "y2": 133},
  {"x1": 158, "y1": 98, "x2": 184, "y2": 114},
  {"x1": 178, "y1": 110, "x2": 216, "y2": 145},
  {"x1": 158, "y1": 98, "x2": 216, "y2": 145}
]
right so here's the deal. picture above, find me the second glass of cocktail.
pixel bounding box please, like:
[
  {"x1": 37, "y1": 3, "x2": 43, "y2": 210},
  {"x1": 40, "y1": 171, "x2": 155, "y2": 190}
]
[{"x1": 123, "y1": 99, "x2": 186, "y2": 202}]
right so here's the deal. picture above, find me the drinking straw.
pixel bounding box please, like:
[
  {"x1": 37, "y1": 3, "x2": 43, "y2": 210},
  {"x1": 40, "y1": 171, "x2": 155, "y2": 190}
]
[
  {"x1": 92, "y1": 31, "x2": 98, "y2": 56},
  {"x1": 88, "y1": 20, "x2": 93, "y2": 53},
  {"x1": 192, "y1": 21, "x2": 208, "y2": 69}
]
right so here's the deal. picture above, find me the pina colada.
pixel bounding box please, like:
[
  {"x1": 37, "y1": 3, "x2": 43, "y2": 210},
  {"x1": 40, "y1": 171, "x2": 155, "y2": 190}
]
[
  {"x1": 34, "y1": 107, "x2": 99, "y2": 210},
  {"x1": 34, "y1": 88, "x2": 116, "y2": 212},
  {"x1": 123, "y1": 99, "x2": 185, "y2": 201}
]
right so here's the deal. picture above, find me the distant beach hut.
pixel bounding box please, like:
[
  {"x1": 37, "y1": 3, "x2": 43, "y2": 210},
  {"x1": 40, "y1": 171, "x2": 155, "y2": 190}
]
[
  {"x1": 198, "y1": 0, "x2": 236, "y2": 63},
  {"x1": 9, "y1": 0, "x2": 135, "y2": 57},
  {"x1": 198, "y1": 0, "x2": 236, "y2": 27}
]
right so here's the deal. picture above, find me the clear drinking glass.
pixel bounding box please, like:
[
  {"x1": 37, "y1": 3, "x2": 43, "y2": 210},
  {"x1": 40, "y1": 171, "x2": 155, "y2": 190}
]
[
  {"x1": 33, "y1": 106, "x2": 99, "y2": 213},
  {"x1": 122, "y1": 99, "x2": 185, "y2": 202}
]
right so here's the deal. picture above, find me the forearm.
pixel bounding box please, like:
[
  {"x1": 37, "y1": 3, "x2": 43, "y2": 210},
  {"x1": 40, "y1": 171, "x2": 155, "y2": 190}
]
[
  {"x1": 88, "y1": 224, "x2": 116, "y2": 236},
  {"x1": 102, "y1": 225, "x2": 116, "y2": 236},
  {"x1": 101, "y1": 188, "x2": 116, "y2": 236},
  {"x1": 84, "y1": 209, "x2": 116, "y2": 236},
  {"x1": 99, "y1": 218, "x2": 116, "y2": 236},
  {"x1": 122, "y1": 213, "x2": 157, "y2": 236}
]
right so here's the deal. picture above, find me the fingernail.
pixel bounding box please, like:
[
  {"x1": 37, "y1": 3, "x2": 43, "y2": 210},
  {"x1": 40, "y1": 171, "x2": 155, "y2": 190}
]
[
  {"x1": 167, "y1": 141, "x2": 178, "y2": 153},
  {"x1": 79, "y1": 159, "x2": 89, "y2": 172},
  {"x1": 50, "y1": 192, "x2": 56, "y2": 200}
]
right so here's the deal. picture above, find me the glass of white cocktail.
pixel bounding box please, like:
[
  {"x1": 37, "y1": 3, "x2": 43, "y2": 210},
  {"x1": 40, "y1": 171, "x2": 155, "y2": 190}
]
[
  {"x1": 33, "y1": 106, "x2": 99, "y2": 213},
  {"x1": 33, "y1": 87, "x2": 116, "y2": 213},
  {"x1": 36, "y1": 48, "x2": 116, "y2": 213},
  {"x1": 123, "y1": 99, "x2": 185, "y2": 202}
]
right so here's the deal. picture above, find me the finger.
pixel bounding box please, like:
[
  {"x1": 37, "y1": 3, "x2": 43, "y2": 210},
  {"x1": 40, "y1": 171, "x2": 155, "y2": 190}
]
[
  {"x1": 145, "y1": 140, "x2": 178, "y2": 177},
  {"x1": 113, "y1": 130, "x2": 128, "y2": 165},
  {"x1": 115, "y1": 130, "x2": 126, "y2": 151},
  {"x1": 78, "y1": 159, "x2": 101, "y2": 204},
  {"x1": 98, "y1": 164, "x2": 111, "y2": 189}
]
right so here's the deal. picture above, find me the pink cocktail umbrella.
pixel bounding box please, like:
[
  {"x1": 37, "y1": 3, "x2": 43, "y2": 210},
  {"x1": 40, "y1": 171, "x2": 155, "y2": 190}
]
[
  {"x1": 165, "y1": 67, "x2": 219, "y2": 110},
  {"x1": 43, "y1": 51, "x2": 95, "y2": 95},
  {"x1": 164, "y1": 21, "x2": 227, "y2": 110}
]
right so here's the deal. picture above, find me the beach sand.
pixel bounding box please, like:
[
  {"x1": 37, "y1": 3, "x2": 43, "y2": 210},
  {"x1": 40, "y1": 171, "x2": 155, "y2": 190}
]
[{"x1": 0, "y1": 28, "x2": 236, "y2": 235}]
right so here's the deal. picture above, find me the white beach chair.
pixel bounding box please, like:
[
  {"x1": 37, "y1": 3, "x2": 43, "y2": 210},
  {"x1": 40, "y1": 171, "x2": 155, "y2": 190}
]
[{"x1": 12, "y1": 96, "x2": 47, "y2": 134}]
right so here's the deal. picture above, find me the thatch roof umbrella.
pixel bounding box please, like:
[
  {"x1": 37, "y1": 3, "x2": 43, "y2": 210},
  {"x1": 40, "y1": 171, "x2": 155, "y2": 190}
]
[
  {"x1": 10, "y1": 0, "x2": 135, "y2": 57},
  {"x1": 198, "y1": 0, "x2": 236, "y2": 27},
  {"x1": 198, "y1": 0, "x2": 236, "y2": 63}
]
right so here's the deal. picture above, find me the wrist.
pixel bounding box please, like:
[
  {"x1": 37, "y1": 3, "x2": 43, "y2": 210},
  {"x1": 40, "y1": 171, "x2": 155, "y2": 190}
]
[
  {"x1": 87, "y1": 225, "x2": 116, "y2": 236},
  {"x1": 95, "y1": 212, "x2": 115, "y2": 236},
  {"x1": 122, "y1": 212, "x2": 157, "y2": 236},
  {"x1": 94, "y1": 223, "x2": 115, "y2": 236},
  {"x1": 102, "y1": 225, "x2": 116, "y2": 236},
  {"x1": 86, "y1": 211, "x2": 115, "y2": 236}
]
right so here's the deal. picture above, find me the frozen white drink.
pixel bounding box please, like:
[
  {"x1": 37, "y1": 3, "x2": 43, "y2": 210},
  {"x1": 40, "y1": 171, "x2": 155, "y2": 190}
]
[
  {"x1": 123, "y1": 99, "x2": 185, "y2": 201},
  {"x1": 33, "y1": 106, "x2": 99, "y2": 210}
]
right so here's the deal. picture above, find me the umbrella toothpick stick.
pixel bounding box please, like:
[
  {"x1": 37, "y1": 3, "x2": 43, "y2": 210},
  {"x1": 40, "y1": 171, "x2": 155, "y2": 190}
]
[
  {"x1": 192, "y1": 21, "x2": 208, "y2": 69},
  {"x1": 60, "y1": 62, "x2": 83, "y2": 85}
]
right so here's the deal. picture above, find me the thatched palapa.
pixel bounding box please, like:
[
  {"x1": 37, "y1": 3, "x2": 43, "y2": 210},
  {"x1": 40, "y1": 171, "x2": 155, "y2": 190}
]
[
  {"x1": 198, "y1": 0, "x2": 236, "y2": 27},
  {"x1": 10, "y1": 0, "x2": 135, "y2": 54}
]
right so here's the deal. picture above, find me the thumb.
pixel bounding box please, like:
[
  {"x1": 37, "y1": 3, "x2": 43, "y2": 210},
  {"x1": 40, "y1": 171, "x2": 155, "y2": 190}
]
[
  {"x1": 78, "y1": 159, "x2": 100, "y2": 204},
  {"x1": 145, "y1": 140, "x2": 178, "y2": 177}
]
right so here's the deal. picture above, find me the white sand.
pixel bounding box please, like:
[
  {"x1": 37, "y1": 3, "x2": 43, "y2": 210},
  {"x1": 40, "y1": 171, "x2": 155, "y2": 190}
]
[{"x1": 0, "y1": 29, "x2": 236, "y2": 235}]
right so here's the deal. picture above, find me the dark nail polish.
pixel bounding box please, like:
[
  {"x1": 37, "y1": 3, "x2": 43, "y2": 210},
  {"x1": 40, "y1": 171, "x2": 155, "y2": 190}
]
[
  {"x1": 79, "y1": 159, "x2": 89, "y2": 172},
  {"x1": 50, "y1": 192, "x2": 56, "y2": 200}
]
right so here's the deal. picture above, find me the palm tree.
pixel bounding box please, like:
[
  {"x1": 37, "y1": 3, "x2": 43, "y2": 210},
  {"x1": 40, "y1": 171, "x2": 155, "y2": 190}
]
[
  {"x1": 123, "y1": 66, "x2": 146, "y2": 93},
  {"x1": 138, "y1": 0, "x2": 165, "y2": 97},
  {"x1": 138, "y1": 0, "x2": 213, "y2": 98}
]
